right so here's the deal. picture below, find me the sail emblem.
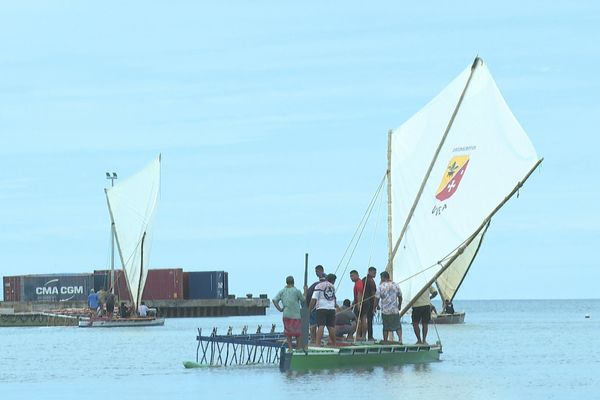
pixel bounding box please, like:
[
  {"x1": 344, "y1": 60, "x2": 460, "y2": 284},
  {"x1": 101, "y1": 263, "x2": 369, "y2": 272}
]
[{"x1": 435, "y1": 155, "x2": 470, "y2": 201}]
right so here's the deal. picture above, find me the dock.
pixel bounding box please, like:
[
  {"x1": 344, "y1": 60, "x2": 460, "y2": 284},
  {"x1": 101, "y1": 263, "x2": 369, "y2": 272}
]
[
  {"x1": 0, "y1": 295, "x2": 269, "y2": 324},
  {"x1": 0, "y1": 309, "x2": 78, "y2": 327}
]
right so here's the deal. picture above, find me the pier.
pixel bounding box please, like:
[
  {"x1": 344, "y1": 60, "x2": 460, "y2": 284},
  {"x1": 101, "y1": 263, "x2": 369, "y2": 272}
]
[
  {"x1": 0, "y1": 309, "x2": 78, "y2": 327},
  {"x1": 0, "y1": 295, "x2": 269, "y2": 322}
]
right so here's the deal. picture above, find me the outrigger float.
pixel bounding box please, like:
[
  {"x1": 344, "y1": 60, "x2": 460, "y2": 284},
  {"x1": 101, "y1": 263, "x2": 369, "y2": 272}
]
[{"x1": 184, "y1": 326, "x2": 441, "y2": 372}]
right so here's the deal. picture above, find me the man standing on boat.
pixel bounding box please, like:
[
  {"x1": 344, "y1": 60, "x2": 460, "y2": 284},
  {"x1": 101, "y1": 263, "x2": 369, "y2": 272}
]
[
  {"x1": 412, "y1": 286, "x2": 437, "y2": 345},
  {"x1": 309, "y1": 273, "x2": 338, "y2": 347},
  {"x1": 105, "y1": 292, "x2": 116, "y2": 319},
  {"x1": 87, "y1": 289, "x2": 99, "y2": 313},
  {"x1": 273, "y1": 276, "x2": 305, "y2": 351},
  {"x1": 350, "y1": 270, "x2": 365, "y2": 339},
  {"x1": 304, "y1": 265, "x2": 326, "y2": 344},
  {"x1": 362, "y1": 267, "x2": 378, "y2": 341},
  {"x1": 376, "y1": 271, "x2": 402, "y2": 343}
]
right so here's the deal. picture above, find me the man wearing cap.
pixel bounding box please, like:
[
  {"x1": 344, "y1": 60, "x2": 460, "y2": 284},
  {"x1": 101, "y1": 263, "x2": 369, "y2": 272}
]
[{"x1": 309, "y1": 273, "x2": 339, "y2": 347}]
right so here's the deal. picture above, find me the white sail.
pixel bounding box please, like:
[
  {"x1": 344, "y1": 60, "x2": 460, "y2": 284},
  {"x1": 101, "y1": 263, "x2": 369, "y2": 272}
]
[
  {"x1": 389, "y1": 59, "x2": 540, "y2": 311},
  {"x1": 106, "y1": 155, "x2": 161, "y2": 308},
  {"x1": 435, "y1": 222, "x2": 489, "y2": 302}
]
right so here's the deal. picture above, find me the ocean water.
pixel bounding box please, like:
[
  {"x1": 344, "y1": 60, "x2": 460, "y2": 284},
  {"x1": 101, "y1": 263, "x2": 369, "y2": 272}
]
[{"x1": 1, "y1": 299, "x2": 598, "y2": 399}]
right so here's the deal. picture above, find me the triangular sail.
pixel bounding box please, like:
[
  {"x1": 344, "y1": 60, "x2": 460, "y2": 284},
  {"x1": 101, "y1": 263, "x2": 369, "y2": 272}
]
[
  {"x1": 389, "y1": 59, "x2": 540, "y2": 312},
  {"x1": 435, "y1": 221, "x2": 489, "y2": 302},
  {"x1": 105, "y1": 156, "x2": 161, "y2": 308}
]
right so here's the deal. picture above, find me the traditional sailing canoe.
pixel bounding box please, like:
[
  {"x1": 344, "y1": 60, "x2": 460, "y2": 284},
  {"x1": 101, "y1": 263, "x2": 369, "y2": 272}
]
[
  {"x1": 80, "y1": 156, "x2": 164, "y2": 328},
  {"x1": 284, "y1": 56, "x2": 541, "y2": 369}
]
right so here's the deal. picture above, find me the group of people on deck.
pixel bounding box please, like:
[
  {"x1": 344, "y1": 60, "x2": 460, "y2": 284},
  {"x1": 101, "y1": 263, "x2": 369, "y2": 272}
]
[
  {"x1": 272, "y1": 264, "x2": 440, "y2": 351},
  {"x1": 87, "y1": 289, "x2": 150, "y2": 319}
]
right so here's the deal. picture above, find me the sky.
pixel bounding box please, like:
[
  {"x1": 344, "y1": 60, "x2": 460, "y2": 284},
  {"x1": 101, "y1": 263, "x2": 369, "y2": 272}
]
[{"x1": 1, "y1": 1, "x2": 598, "y2": 301}]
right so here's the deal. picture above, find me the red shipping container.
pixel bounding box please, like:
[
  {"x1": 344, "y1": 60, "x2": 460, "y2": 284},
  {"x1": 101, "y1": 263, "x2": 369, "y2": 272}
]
[
  {"x1": 142, "y1": 268, "x2": 183, "y2": 300},
  {"x1": 3, "y1": 276, "x2": 21, "y2": 302}
]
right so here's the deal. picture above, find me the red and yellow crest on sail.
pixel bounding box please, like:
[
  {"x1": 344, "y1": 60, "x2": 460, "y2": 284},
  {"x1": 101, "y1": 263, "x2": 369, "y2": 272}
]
[{"x1": 435, "y1": 155, "x2": 470, "y2": 201}]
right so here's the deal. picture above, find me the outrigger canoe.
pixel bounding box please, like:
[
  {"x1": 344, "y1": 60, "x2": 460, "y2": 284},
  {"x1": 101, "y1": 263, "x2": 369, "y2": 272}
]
[{"x1": 78, "y1": 316, "x2": 165, "y2": 327}]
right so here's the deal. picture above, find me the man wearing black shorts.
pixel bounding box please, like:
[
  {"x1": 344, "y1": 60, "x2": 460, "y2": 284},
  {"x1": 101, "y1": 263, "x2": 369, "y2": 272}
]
[
  {"x1": 309, "y1": 274, "x2": 338, "y2": 346},
  {"x1": 411, "y1": 286, "x2": 437, "y2": 344}
]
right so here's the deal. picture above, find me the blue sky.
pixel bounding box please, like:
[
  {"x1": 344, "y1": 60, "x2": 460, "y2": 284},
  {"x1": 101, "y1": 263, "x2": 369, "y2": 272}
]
[{"x1": 1, "y1": 1, "x2": 598, "y2": 301}]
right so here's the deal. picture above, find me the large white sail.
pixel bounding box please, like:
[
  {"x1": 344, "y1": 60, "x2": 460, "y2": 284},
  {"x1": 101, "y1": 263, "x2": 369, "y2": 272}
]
[
  {"x1": 106, "y1": 155, "x2": 161, "y2": 308},
  {"x1": 389, "y1": 59, "x2": 540, "y2": 312}
]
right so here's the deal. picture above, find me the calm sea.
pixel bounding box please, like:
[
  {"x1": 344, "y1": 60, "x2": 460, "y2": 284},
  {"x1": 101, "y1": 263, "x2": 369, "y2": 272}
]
[{"x1": 1, "y1": 299, "x2": 598, "y2": 399}]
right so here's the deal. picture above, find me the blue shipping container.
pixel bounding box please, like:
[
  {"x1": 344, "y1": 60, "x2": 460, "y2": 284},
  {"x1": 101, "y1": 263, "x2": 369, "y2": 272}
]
[{"x1": 186, "y1": 271, "x2": 228, "y2": 299}]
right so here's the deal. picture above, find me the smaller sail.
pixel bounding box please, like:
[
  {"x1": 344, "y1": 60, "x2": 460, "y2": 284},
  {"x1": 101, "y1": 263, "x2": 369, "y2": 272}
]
[
  {"x1": 435, "y1": 222, "x2": 490, "y2": 302},
  {"x1": 106, "y1": 156, "x2": 161, "y2": 307}
]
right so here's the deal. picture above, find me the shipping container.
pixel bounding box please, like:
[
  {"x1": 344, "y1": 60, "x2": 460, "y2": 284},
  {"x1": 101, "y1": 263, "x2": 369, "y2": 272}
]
[
  {"x1": 186, "y1": 271, "x2": 228, "y2": 299},
  {"x1": 3, "y1": 276, "x2": 22, "y2": 302},
  {"x1": 21, "y1": 273, "x2": 93, "y2": 302},
  {"x1": 142, "y1": 268, "x2": 183, "y2": 300},
  {"x1": 93, "y1": 270, "x2": 131, "y2": 301}
]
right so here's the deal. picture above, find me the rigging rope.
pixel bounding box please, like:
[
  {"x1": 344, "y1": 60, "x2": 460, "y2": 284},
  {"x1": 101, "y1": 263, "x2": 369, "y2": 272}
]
[{"x1": 333, "y1": 172, "x2": 387, "y2": 278}]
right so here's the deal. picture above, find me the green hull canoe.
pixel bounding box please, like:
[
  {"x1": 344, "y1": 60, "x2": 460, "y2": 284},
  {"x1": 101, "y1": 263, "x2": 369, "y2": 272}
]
[{"x1": 280, "y1": 342, "x2": 441, "y2": 372}]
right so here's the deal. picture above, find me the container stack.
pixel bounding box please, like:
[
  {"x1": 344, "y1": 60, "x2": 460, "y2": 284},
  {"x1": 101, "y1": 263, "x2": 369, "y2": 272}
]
[
  {"x1": 184, "y1": 271, "x2": 228, "y2": 299},
  {"x1": 4, "y1": 269, "x2": 228, "y2": 302}
]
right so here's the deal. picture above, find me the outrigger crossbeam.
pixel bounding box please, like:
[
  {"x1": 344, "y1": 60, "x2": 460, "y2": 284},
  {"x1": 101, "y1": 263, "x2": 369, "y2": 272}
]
[{"x1": 191, "y1": 326, "x2": 287, "y2": 368}]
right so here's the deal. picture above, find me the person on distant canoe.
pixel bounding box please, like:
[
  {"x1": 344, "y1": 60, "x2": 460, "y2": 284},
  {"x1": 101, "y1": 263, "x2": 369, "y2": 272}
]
[
  {"x1": 105, "y1": 292, "x2": 116, "y2": 319},
  {"x1": 87, "y1": 289, "x2": 99, "y2": 313},
  {"x1": 376, "y1": 271, "x2": 403, "y2": 343},
  {"x1": 443, "y1": 299, "x2": 455, "y2": 314},
  {"x1": 412, "y1": 286, "x2": 437, "y2": 345},
  {"x1": 273, "y1": 276, "x2": 305, "y2": 351},
  {"x1": 138, "y1": 301, "x2": 149, "y2": 318},
  {"x1": 119, "y1": 302, "x2": 130, "y2": 318},
  {"x1": 335, "y1": 299, "x2": 357, "y2": 340},
  {"x1": 309, "y1": 273, "x2": 339, "y2": 347},
  {"x1": 304, "y1": 265, "x2": 326, "y2": 344}
]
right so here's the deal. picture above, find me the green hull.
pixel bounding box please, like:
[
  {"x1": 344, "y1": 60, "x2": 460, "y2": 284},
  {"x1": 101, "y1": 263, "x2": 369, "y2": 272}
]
[{"x1": 281, "y1": 343, "x2": 441, "y2": 372}]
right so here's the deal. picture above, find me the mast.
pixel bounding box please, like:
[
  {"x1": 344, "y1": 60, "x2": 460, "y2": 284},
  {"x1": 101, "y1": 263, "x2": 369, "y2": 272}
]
[
  {"x1": 110, "y1": 223, "x2": 115, "y2": 294},
  {"x1": 136, "y1": 232, "x2": 147, "y2": 310},
  {"x1": 399, "y1": 158, "x2": 543, "y2": 316},
  {"x1": 105, "y1": 172, "x2": 118, "y2": 294},
  {"x1": 104, "y1": 188, "x2": 131, "y2": 302},
  {"x1": 386, "y1": 129, "x2": 393, "y2": 280},
  {"x1": 386, "y1": 56, "x2": 482, "y2": 273}
]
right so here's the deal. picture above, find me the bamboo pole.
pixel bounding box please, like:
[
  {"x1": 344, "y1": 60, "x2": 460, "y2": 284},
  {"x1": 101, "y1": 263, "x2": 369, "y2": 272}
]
[
  {"x1": 386, "y1": 129, "x2": 394, "y2": 280},
  {"x1": 385, "y1": 56, "x2": 483, "y2": 275}
]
